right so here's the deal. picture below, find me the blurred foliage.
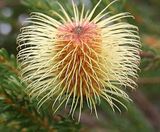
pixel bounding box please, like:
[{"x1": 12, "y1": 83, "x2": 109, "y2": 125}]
[{"x1": 0, "y1": 0, "x2": 160, "y2": 131}]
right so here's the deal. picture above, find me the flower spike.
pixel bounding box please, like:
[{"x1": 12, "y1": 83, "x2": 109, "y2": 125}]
[{"x1": 17, "y1": 0, "x2": 141, "y2": 121}]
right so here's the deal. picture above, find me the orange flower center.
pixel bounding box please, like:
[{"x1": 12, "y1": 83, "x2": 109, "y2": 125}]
[{"x1": 55, "y1": 21, "x2": 103, "y2": 96}]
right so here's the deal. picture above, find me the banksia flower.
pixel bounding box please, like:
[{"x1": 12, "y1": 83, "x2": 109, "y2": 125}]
[{"x1": 17, "y1": 0, "x2": 140, "y2": 120}]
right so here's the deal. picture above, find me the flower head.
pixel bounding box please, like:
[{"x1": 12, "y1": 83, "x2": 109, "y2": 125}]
[{"x1": 17, "y1": 0, "x2": 140, "y2": 120}]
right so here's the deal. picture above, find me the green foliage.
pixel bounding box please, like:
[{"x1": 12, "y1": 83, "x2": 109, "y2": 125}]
[
  {"x1": 0, "y1": 49, "x2": 81, "y2": 132},
  {"x1": 100, "y1": 100, "x2": 154, "y2": 132}
]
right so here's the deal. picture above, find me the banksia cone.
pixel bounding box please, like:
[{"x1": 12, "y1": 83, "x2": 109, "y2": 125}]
[{"x1": 17, "y1": 0, "x2": 140, "y2": 120}]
